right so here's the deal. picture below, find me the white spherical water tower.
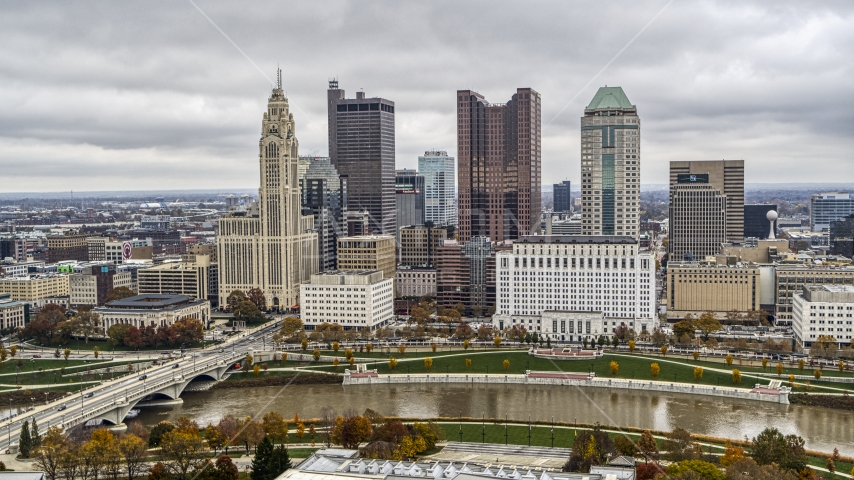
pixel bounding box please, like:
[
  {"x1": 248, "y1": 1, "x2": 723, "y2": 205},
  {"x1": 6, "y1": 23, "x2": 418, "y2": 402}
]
[{"x1": 766, "y1": 210, "x2": 778, "y2": 240}]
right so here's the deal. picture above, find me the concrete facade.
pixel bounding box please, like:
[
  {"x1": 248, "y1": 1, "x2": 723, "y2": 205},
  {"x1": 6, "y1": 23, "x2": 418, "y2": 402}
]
[
  {"x1": 793, "y1": 285, "x2": 854, "y2": 352},
  {"x1": 494, "y1": 236, "x2": 655, "y2": 324},
  {"x1": 70, "y1": 265, "x2": 133, "y2": 307},
  {"x1": 665, "y1": 262, "x2": 760, "y2": 320},
  {"x1": 300, "y1": 270, "x2": 394, "y2": 330},
  {"x1": 580, "y1": 87, "x2": 640, "y2": 238},
  {"x1": 0, "y1": 274, "x2": 70, "y2": 309},
  {"x1": 137, "y1": 254, "x2": 218, "y2": 307},
  {"x1": 395, "y1": 266, "x2": 436, "y2": 298},
  {"x1": 336, "y1": 235, "x2": 396, "y2": 280},
  {"x1": 94, "y1": 294, "x2": 211, "y2": 332},
  {"x1": 217, "y1": 76, "x2": 319, "y2": 309},
  {"x1": 0, "y1": 293, "x2": 25, "y2": 331}
]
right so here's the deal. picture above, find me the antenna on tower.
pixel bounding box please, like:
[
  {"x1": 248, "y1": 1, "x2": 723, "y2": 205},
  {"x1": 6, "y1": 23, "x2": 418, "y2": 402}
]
[{"x1": 276, "y1": 66, "x2": 282, "y2": 90}]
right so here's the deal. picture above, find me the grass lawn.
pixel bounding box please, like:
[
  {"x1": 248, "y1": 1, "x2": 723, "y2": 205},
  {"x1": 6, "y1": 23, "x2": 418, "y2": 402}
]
[
  {"x1": 0, "y1": 358, "x2": 149, "y2": 386},
  {"x1": 629, "y1": 352, "x2": 854, "y2": 379},
  {"x1": 303, "y1": 351, "x2": 852, "y2": 393},
  {"x1": 437, "y1": 422, "x2": 579, "y2": 449},
  {"x1": 24, "y1": 337, "x2": 212, "y2": 352}
]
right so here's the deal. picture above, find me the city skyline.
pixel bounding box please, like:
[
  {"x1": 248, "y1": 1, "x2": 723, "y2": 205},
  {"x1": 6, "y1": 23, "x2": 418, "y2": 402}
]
[{"x1": 1, "y1": 2, "x2": 853, "y2": 192}]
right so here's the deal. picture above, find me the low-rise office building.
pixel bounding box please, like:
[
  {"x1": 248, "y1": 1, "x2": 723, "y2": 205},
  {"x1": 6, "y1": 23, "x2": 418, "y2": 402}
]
[
  {"x1": 300, "y1": 270, "x2": 393, "y2": 331},
  {"x1": 137, "y1": 254, "x2": 219, "y2": 307},
  {"x1": 775, "y1": 265, "x2": 854, "y2": 325},
  {"x1": 793, "y1": 285, "x2": 854, "y2": 353},
  {"x1": 70, "y1": 264, "x2": 133, "y2": 307},
  {"x1": 0, "y1": 293, "x2": 26, "y2": 331},
  {"x1": 395, "y1": 266, "x2": 436, "y2": 298},
  {"x1": 399, "y1": 225, "x2": 451, "y2": 267},
  {"x1": 665, "y1": 262, "x2": 761, "y2": 320},
  {"x1": 0, "y1": 274, "x2": 70, "y2": 310},
  {"x1": 336, "y1": 235, "x2": 396, "y2": 280},
  {"x1": 492, "y1": 235, "x2": 657, "y2": 340},
  {"x1": 94, "y1": 294, "x2": 211, "y2": 332}
]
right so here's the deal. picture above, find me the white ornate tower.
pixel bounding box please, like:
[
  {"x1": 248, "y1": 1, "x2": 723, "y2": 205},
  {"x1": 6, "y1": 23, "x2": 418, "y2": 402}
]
[{"x1": 218, "y1": 71, "x2": 318, "y2": 309}]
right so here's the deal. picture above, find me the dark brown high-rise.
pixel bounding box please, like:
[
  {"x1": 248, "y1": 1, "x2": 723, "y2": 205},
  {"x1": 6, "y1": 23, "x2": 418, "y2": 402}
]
[{"x1": 457, "y1": 88, "x2": 541, "y2": 242}]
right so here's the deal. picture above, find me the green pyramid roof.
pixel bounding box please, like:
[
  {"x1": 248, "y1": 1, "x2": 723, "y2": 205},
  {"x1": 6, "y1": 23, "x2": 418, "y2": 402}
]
[{"x1": 586, "y1": 86, "x2": 634, "y2": 110}]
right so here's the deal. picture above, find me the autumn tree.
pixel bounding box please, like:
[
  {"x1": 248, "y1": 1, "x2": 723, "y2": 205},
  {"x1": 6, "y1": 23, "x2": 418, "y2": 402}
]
[
  {"x1": 564, "y1": 426, "x2": 615, "y2": 472},
  {"x1": 332, "y1": 415, "x2": 373, "y2": 449},
  {"x1": 610, "y1": 361, "x2": 619, "y2": 376},
  {"x1": 732, "y1": 369, "x2": 742, "y2": 384},
  {"x1": 226, "y1": 290, "x2": 248, "y2": 310},
  {"x1": 503, "y1": 359, "x2": 510, "y2": 371},
  {"x1": 388, "y1": 357, "x2": 398, "y2": 370},
  {"x1": 663, "y1": 427, "x2": 700, "y2": 462},
  {"x1": 693, "y1": 367, "x2": 703, "y2": 380},
  {"x1": 118, "y1": 434, "x2": 148, "y2": 480},
  {"x1": 247, "y1": 288, "x2": 267, "y2": 311},
  {"x1": 650, "y1": 363, "x2": 660, "y2": 377},
  {"x1": 465, "y1": 358, "x2": 472, "y2": 369},
  {"x1": 637, "y1": 430, "x2": 659, "y2": 461},
  {"x1": 105, "y1": 286, "x2": 135, "y2": 304},
  {"x1": 720, "y1": 441, "x2": 745, "y2": 467},
  {"x1": 424, "y1": 357, "x2": 433, "y2": 371},
  {"x1": 32, "y1": 426, "x2": 66, "y2": 480}
]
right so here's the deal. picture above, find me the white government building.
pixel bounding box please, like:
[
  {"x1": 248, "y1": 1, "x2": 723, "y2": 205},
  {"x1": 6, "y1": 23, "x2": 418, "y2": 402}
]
[
  {"x1": 491, "y1": 235, "x2": 656, "y2": 342},
  {"x1": 300, "y1": 270, "x2": 394, "y2": 331},
  {"x1": 793, "y1": 284, "x2": 854, "y2": 353}
]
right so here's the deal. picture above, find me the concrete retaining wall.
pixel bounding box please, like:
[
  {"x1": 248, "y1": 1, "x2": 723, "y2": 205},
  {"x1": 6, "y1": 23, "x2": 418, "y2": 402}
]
[
  {"x1": 343, "y1": 372, "x2": 790, "y2": 404},
  {"x1": 753, "y1": 372, "x2": 854, "y2": 383}
]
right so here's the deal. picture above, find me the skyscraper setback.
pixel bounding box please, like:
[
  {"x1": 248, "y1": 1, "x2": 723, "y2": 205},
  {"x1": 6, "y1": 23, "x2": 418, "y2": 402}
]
[
  {"x1": 456, "y1": 88, "x2": 542, "y2": 243},
  {"x1": 580, "y1": 87, "x2": 641, "y2": 237},
  {"x1": 327, "y1": 80, "x2": 396, "y2": 235}
]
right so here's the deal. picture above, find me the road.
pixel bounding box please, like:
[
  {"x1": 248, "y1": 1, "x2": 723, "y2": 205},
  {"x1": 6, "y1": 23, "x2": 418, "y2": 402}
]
[{"x1": 1, "y1": 321, "x2": 282, "y2": 452}]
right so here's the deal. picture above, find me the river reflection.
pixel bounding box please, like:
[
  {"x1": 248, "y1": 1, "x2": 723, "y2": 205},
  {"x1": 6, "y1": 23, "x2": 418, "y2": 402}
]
[{"x1": 135, "y1": 383, "x2": 853, "y2": 455}]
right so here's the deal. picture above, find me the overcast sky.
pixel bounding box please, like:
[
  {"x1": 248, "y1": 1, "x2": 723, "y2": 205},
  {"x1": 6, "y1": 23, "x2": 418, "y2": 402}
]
[{"x1": 1, "y1": 1, "x2": 852, "y2": 193}]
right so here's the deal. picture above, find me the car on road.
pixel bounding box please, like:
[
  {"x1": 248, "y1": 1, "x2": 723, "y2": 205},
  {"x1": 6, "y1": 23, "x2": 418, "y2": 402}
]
[
  {"x1": 172, "y1": 363, "x2": 180, "y2": 369},
  {"x1": 32, "y1": 354, "x2": 42, "y2": 358},
  {"x1": 57, "y1": 405, "x2": 67, "y2": 411},
  {"x1": 138, "y1": 375, "x2": 148, "y2": 381},
  {"x1": 84, "y1": 392, "x2": 94, "y2": 398}
]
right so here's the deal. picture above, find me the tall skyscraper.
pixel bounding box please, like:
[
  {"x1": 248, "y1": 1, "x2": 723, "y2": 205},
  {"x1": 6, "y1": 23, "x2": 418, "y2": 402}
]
[
  {"x1": 580, "y1": 87, "x2": 640, "y2": 237},
  {"x1": 457, "y1": 88, "x2": 541, "y2": 243},
  {"x1": 553, "y1": 180, "x2": 571, "y2": 212},
  {"x1": 668, "y1": 160, "x2": 745, "y2": 261},
  {"x1": 395, "y1": 169, "x2": 425, "y2": 239},
  {"x1": 298, "y1": 156, "x2": 348, "y2": 272},
  {"x1": 217, "y1": 72, "x2": 319, "y2": 309},
  {"x1": 327, "y1": 80, "x2": 396, "y2": 235},
  {"x1": 810, "y1": 192, "x2": 854, "y2": 232},
  {"x1": 418, "y1": 150, "x2": 457, "y2": 227}
]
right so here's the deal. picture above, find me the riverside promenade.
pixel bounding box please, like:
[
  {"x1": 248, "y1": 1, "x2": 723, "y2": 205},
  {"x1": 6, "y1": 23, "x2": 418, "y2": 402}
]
[{"x1": 342, "y1": 368, "x2": 791, "y2": 404}]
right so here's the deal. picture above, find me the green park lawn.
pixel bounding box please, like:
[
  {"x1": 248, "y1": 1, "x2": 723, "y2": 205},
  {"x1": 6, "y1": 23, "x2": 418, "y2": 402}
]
[
  {"x1": 312, "y1": 346, "x2": 511, "y2": 359},
  {"x1": 0, "y1": 358, "x2": 148, "y2": 386},
  {"x1": 631, "y1": 351, "x2": 854, "y2": 378},
  {"x1": 303, "y1": 351, "x2": 853, "y2": 393}
]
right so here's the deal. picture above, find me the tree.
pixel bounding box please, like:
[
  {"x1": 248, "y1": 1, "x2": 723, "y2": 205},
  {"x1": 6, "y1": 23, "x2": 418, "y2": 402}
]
[
  {"x1": 409, "y1": 306, "x2": 430, "y2": 324},
  {"x1": 673, "y1": 320, "x2": 696, "y2": 340},
  {"x1": 597, "y1": 335, "x2": 606, "y2": 348},
  {"x1": 262, "y1": 411, "x2": 288, "y2": 442},
  {"x1": 424, "y1": 357, "x2": 433, "y2": 371},
  {"x1": 161, "y1": 429, "x2": 208, "y2": 479},
  {"x1": 332, "y1": 341, "x2": 340, "y2": 353},
  {"x1": 388, "y1": 357, "x2": 398, "y2": 370},
  {"x1": 695, "y1": 314, "x2": 722, "y2": 341},
  {"x1": 104, "y1": 286, "x2": 135, "y2": 304},
  {"x1": 149, "y1": 421, "x2": 176, "y2": 447},
  {"x1": 775, "y1": 363, "x2": 784, "y2": 376},
  {"x1": 693, "y1": 367, "x2": 703, "y2": 380},
  {"x1": 813, "y1": 369, "x2": 822, "y2": 380},
  {"x1": 610, "y1": 361, "x2": 619, "y2": 376},
  {"x1": 564, "y1": 427, "x2": 615, "y2": 472},
  {"x1": 502, "y1": 359, "x2": 510, "y2": 371},
  {"x1": 661, "y1": 345, "x2": 668, "y2": 356},
  {"x1": 668, "y1": 460, "x2": 725, "y2": 480},
  {"x1": 637, "y1": 430, "x2": 659, "y2": 461},
  {"x1": 465, "y1": 358, "x2": 472, "y2": 369},
  {"x1": 247, "y1": 288, "x2": 267, "y2": 311},
  {"x1": 226, "y1": 290, "x2": 248, "y2": 310},
  {"x1": 732, "y1": 369, "x2": 741, "y2": 384},
  {"x1": 32, "y1": 426, "x2": 65, "y2": 480},
  {"x1": 456, "y1": 323, "x2": 474, "y2": 340},
  {"x1": 493, "y1": 336, "x2": 502, "y2": 348},
  {"x1": 650, "y1": 363, "x2": 660, "y2": 377},
  {"x1": 72, "y1": 310, "x2": 101, "y2": 343},
  {"x1": 720, "y1": 441, "x2": 745, "y2": 467},
  {"x1": 118, "y1": 434, "x2": 148, "y2": 480},
  {"x1": 301, "y1": 338, "x2": 308, "y2": 351},
  {"x1": 312, "y1": 350, "x2": 320, "y2": 362},
  {"x1": 205, "y1": 424, "x2": 228, "y2": 452},
  {"x1": 663, "y1": 427, "x2": 700, "y2": 462},
  {"x1": 628, "y1": 340, "x2": 636, "y2": 353},
  {"x1": 233, "y1": 300, "x2": 265, "y2": 323},
  {"x1": 454, "y1": 302, "x2": 466, "y2": 316},
  {"x1": 30, "y1": 417, "x2": 41, "y2": 448},
  {"x1": 751, "y1": 427, "x2": 806, "y2": 472},
  {"x1": 726, "y1": 354, "x2": 733, "y2": 366},
  {"x1": 251, "y1": 436, "x2": 291, "y2": 480},
  {"x1": 19, "y1": 420, "x2": 32, "y2": 457},
  {"x1": 397, "y1": 344, "x2": 406, "y2": 355},
  {"x1": 614, "y1": 435, "x2": 635, "y2": 456},
  {"x1": 332, "y1": 415, "x2": 373, "y2": 449},
  {"x1": 280, "y1": 317, "x2": 303, "y2": 339},
  {"x1": 636, "y1": 463, "x2": 666, "y2": 480}
]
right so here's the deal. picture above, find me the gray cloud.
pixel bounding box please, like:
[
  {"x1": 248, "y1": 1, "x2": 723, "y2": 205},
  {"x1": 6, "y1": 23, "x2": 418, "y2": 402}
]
[{"x1": 0, "y1": 0, "x2": 852, "y2": 192}]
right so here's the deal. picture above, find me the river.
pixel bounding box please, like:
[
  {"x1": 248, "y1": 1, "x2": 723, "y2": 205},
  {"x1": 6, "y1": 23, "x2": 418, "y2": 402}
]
[{"x1": 135, "y1": 383, "x2": 854, "y2": 455}]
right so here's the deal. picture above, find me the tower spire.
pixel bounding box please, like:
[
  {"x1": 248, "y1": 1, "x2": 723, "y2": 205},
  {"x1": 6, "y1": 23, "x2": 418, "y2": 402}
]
[{"x1": 276, "y1": 66, "x2": 282, "y2": 90}]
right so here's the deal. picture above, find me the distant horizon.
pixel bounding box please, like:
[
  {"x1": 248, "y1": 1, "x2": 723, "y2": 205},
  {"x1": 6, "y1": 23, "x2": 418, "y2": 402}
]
[{"x1": 1, "y1": 182, "x2": 852, "y2": 201}]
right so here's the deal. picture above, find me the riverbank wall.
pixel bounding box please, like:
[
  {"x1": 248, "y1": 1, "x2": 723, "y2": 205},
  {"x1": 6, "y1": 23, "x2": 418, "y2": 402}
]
[{"x1": 343, "y1": 370, "x2": 790, "y2": 404}]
